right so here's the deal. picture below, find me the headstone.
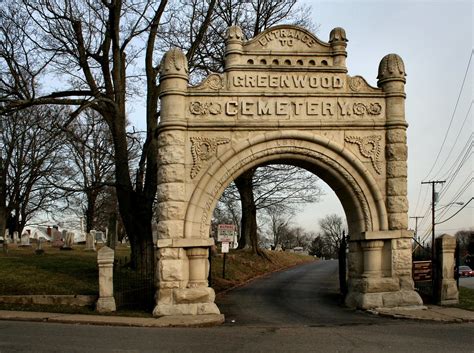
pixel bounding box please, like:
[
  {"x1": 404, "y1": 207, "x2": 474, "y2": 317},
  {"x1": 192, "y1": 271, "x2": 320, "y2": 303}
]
[
  {"x1": 51, "y1": 229, "x2": 64, "y2": 248},
  {"x1": 35, "y1": 236, "x2": 44, "y2": 255},
  {"x1": 85, "y1": 232, "x2": 96, "y2": 251},
  {"x1": 63, "y1": 231, "x2": 74, "y2": 249},
  {"x1": 13, "y1": 231, "x2": 19, "y2": 244},
  {"x1": 20, "y1": 233, "x2": 31, "y2": 247},
  {"x1": 95, "y1": 231, "x2": 105, "y2": 243},
  {"x1": 275, "y1": 244, "x2": 283, "y2": 252}
]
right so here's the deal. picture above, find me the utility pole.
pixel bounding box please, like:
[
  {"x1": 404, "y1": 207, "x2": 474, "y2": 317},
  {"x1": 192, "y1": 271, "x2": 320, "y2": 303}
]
[
  {"x1": 421, "y1": 180, "x2": 445, "y2": 260},
  {"x1": 409, "y1": 216, "x2": 423, "y2": 242},
  {"x1": 421, "y1": 180, "x2": 445, "y2": 302}
]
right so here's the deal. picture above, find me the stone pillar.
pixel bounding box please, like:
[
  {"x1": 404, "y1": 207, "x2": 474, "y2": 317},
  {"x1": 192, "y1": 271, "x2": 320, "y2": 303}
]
[
  {"x1": 361, "y1": 240, "x2": 384, "y2": 277},
  {"x1": 224, "y1": 25, "x2": 244, "y2": 69},
  {"x1": 378, "y1": 53, "x2": 408, "y2": 231},
  {"x1": 329, "y1": 27, "x2": 348, "y2": 69},
  {"x1": 435, "y1": 234, "x2": 459, "y2": 305},
  {"x1": 96, "y1": 246, "x2": 116, "y2": 313}
]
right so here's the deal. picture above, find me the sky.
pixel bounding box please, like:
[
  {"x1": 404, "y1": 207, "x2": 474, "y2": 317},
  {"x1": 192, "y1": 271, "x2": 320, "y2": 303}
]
[{"x1": 292, "y1": 0, "x2": 473, "y2": 241}]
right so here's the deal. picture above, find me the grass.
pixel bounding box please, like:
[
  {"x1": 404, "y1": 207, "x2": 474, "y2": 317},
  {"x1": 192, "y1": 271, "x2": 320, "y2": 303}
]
[
  {"x1": 457, "y1": 286, "x2": 474, "y2": 311},
  {"x1": 0, "y1": 243, "x2": 314, "y2": 315},
  {"x1": 0, "y1": 244, "x2": 130, "y2": 296}
]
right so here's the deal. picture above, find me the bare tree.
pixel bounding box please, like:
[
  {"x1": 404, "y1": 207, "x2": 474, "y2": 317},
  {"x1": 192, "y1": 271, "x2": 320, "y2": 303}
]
[
  {"x1": 0, "y1": 106, "x2": 68, "y2": 237},
  {"x1": 0, "y1": 0, "x2": 217, "y2": 270},
  {"x1": 318, "y1": 214, "x2": 347, "y2": 258}
]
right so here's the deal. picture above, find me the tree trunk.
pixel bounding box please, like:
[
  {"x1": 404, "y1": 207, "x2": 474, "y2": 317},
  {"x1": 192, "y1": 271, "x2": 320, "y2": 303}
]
[
  {"x1": 85, "y1": 191, "x2": 97, "y2": 233},
  {"x1": 235, "y1": 168, "x2": 260, "y2": 254}
]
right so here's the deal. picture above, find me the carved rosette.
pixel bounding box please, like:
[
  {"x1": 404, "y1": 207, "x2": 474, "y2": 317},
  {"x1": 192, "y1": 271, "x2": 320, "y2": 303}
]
[
  {"x1": 348, "y1": 76, "x2": 364, "y2": 92},
  {"x1": 345, "y1": 135, "x2": 382, "y2": 174},
  {"x1": 353, "y1": 102, "x2": 382, "y2": 116},
  {"x1": 189, "y1": 102, "x2": 222, "y2": 116},
  {"x1": 190, "y1": 137, "x2": 230, "y2": 179}
]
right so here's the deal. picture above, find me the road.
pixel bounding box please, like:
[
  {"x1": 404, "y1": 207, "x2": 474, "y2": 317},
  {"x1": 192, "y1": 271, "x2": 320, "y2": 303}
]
[
  {"x1": 216, "y1": 259, "x2": 382, "y2": 326},
  {"x1": 460, "y1": 276, "x2": 474, "y2": 289},
  {"x1": 0, "y1": 260, "x2": 472, "y2": 353}
]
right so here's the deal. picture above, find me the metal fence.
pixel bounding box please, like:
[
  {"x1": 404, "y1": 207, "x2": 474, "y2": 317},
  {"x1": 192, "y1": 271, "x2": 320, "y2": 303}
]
[{"x1": 114, "y1": 254, "x2": 155, "y2": 311}]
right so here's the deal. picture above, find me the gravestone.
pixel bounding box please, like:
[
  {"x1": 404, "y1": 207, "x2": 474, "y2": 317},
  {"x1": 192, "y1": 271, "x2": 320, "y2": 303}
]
[
  {"x1": 51, "y1": 229, "x2": 64, "y2": 248},
  {"x1": 20, "y1": 233, "x2": 31, "y2": 247},
  {"x1": 61, "y1": 231, "x2": 74, "y2": 250},
  {"x1": 85, "y1": 232, "x2": 96, "y2": 251},
  {"x1": 12, "y1": 231, "x2": 19, "y2": 244},
  {"x1": 95, "y1": 231, "x2": 106, "y2": 243}
]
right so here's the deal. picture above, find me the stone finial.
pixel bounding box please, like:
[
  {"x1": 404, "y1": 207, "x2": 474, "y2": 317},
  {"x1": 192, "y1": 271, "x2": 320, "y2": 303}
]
[
  {"x1": 160, "y1": 47, "x2": 188, "y2": 77},
  {"x1": 377, "y1": 53, "x2": 406, "y2": 83},
  {"x1": 329, "y1": 27, "x2": 348, "y2": 43},
  {"x1": 225, "y1": 25, "x2": 244, "y2": 42}
]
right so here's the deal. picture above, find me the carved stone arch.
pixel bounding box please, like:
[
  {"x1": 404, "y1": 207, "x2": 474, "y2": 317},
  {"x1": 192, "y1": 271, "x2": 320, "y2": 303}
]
[
  {"x1": 184, "y1": 133, "x2": 388, "y2": 241},
  {"x1": 154, "y1": 25, "x2": 423, "y2": 318}
]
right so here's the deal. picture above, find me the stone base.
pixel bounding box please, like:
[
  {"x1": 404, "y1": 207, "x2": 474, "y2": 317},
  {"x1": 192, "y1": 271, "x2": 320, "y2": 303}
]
[
  {"x1": 153, "y1": 302, "x2": 220, "y2": 317},
  {"x1": 346, "y1": 289, "x2": 423, "y2": 309},
  {"x1": 437, "y1": 279, "x2": 459, "y2": 305},
  {"x1": 96, "y1": 296, "x2": 116, "y2": 313}
]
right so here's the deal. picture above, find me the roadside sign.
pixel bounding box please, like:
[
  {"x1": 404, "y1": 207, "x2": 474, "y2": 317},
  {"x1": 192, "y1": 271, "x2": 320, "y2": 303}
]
[
  {"x1": 217, "y1": 224, "x2": 236, "y2": 242},
  {"x1": 221, "y1": 242, "x2": 230, "y2": 253}
]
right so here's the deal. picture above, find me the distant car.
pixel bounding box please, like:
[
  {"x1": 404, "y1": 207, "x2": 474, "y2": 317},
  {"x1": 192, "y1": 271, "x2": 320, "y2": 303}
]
[{"x1": 458, "y1": 265, "x2": 474, "y2": 277}]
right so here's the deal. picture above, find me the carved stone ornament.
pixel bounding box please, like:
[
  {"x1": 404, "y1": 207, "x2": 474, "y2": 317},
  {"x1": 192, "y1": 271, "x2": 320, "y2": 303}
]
[
  {"x1": 200, "y1": 74, "x2": 225, "y2": 90},
  {"x1": 190, "y1": 137, "x2": 230, "y2": 179},
  {"x1": 345, "y1": 135, "x2": 382, "y2": 174},
  {"x1": 348, "y1": 76, "x2": 364, "y2": 92},
  {"x1": 226, "y1": 25, "x2": 244, "y2": 41},
  {"x1": 377, "y1": 53, "x2": 406, "y2": 81},
  {"x1": 353, "y1": 102, "x2": 382, "y2": 116},
  {"x1": 189, "y1": 102, "x2": 222, "y2": 116},
  {"x1": 160, "y1": 48, "x2": 189, "y2": 75},
  {"x1": 329, "y1": 27, "x2": 348, "y2": 43}
]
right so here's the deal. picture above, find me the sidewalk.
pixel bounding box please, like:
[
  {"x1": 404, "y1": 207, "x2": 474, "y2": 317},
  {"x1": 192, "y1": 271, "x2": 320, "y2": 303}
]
[
  {"x1": 0, "y1": 310, "x2": 225, "y2": 328},
  {"x1": 370, "y1": 305, "x2": 474, "y2": 323}
]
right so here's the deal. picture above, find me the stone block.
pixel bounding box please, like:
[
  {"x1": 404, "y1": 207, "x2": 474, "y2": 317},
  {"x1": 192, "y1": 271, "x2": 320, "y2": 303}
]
[
  {"x1": 386, "y1": 129, "x2": 407, "y2": 144},
  {"x1": 159, "y1": 145, "x2": 185, "y2": 165},
  {"x1": 346, "y1": 292, "x2": 383, "y2": 309},
  {"x1": 197, "y1": 303, "x2": 221, "y2": 315},
  {"x1": 395, "y1": 238, "x2": 411, "y2": 250},
  {"x1": 385, "y1": 143, "x2": 407, "y2": 161},
  {"x1": 158, "y1": 281, "x2": 182, "y2": 289},
  {"x1": 388, "y1": 212, "x2": 408, "y2": 229},
  {"x1": 399, "y1": 275, "x2": 415, "y2": 290},
  {"x1": 439, "y1": 279, "x2": 459, "y2": 304},
  {"x1": 156, "y1": 183, "x2": 185, "y2": 202},
  {"x1": 158, "y1": 131, "x2": 185, "y2": 147},
  {"x1": 173, "y1": 287, "x2": 215, "y2": 304},
  {"x1": 160, "y1": 259, "x2": 187, "y2": 281},
  {"x1": 157, "y1": 289, "x2": 173, "y2": 305},
  {"x1": 96, "y1": 297, "x2": 116, "y2": 313},
  {"x1": 159, "y1": 248, "x2": 180, "y2": 260},
  {"x1": 386, "y1": 177, "x2": 407, "y2": 196},
  {"x1": 157, "y1": 220, "x2": 184, "y2": 239},
  {"x1": 387, "y1": 196, "x2": 408, "y2": 213},
  {"x1": 382, "y1": 290, "x2": 423, "y2": 307},
  {"x1": 392, "y1": 248, "x2": 412, "y2": 270},
  {"x1": 157, "y1": 202, "x2": 186, "y2": 220},
  {"x1": 386, "y1": 161, "x2": 407, "y2": 178},
  {"x1": 153, "y1": 303, "x2": 198, "y2": 316},
  {"x1": 157, "y1": 165, "x2": 185, "y2": 183}
]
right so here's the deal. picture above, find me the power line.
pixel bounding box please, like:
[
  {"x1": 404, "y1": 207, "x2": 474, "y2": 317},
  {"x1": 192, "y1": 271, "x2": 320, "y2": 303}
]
[
  {"x1": 422, "y1": 49, "x2": 473, "y2": 181},
  {"x1": 436, "y1": 197, "x2": 473, "y2": 225}
]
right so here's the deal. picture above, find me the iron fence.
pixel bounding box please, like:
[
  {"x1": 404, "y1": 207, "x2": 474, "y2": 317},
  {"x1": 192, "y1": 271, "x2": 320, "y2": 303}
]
[{"x1": 114, "y1": 252, "x2": 155, "y2": 311}]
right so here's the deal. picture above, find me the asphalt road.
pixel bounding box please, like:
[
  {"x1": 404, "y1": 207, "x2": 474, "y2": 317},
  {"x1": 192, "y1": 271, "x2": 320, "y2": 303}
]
[{"x1": 216, "y1": 259, "x2": 383, "y2": 326}]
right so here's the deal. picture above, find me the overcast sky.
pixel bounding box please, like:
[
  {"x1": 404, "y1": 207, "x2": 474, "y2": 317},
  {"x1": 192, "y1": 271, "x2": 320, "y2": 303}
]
[{"x1": 292, "y1": 0, "x2": 473, "y2": 241}]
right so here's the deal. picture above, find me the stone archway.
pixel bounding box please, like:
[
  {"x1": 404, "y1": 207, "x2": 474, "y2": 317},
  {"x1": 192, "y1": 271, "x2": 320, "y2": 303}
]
[{"x1": 153, "y1": 25, "x2": 422, "y2": 317}]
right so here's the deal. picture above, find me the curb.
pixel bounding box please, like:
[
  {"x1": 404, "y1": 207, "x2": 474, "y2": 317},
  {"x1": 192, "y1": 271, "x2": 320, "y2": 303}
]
[
  {"x1": 0, "y1": 311, "x2": 225, "y2": 328},
  {"x1": 367, "y1": 306, "x2": 474, "y2": 323}
]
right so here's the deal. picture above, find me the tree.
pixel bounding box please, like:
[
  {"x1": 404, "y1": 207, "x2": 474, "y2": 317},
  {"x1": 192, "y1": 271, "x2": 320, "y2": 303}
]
[
  {"x1": 222, "y1": 164, "x2": 323, "y2": 254},
  {"x1": 318, "y1": 214, "x2": 347, "y2": 258},
  {"x1": 0, "y1": 106, "x2": 68, "y2": 237},
  {"x1": 0, "y1": 0, "x2": 217, "y2": 270}
]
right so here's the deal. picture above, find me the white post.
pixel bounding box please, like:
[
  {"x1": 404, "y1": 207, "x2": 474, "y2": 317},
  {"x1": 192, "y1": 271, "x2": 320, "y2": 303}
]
[{"x1": 96, "y1": 246, "x2": 116, "y2": 312}]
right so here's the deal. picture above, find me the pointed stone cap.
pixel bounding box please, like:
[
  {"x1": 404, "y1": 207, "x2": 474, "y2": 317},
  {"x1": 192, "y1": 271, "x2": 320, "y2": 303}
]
[
  {"x1": 97, "y1": 245, "x2": 114, "y2": 262},
  {"x1": 225, "y1": 25, "x2": 244, "y2": 42},
  {"x1": 377, "y1": 53, "x2": 406, "y2": 84},
  {"x1": 329, "y1": 27, "x2": 348, "y2": 43},
  {"x1": 160, "y1": 47, "x2": 188, "y2": 78}
]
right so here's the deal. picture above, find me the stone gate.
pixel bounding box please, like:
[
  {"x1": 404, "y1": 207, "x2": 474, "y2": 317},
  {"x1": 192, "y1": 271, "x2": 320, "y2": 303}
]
[{"x1": 153, "y1": 25, "x2": 423, "y2": 317}]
